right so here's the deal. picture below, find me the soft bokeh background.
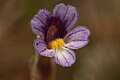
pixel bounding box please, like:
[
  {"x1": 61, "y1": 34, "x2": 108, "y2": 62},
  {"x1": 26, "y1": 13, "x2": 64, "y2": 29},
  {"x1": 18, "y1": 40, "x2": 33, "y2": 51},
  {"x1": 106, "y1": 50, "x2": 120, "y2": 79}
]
[{"x1": 0, "y1": 0, "x2": 120, "y2": 80}]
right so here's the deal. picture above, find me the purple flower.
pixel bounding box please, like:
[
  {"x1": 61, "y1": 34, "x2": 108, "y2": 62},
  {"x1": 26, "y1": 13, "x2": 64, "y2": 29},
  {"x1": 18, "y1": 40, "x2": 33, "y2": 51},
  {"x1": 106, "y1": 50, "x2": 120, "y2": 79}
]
[{"x1": 30, "y1": 3, "x2": 90, "y2": 67}]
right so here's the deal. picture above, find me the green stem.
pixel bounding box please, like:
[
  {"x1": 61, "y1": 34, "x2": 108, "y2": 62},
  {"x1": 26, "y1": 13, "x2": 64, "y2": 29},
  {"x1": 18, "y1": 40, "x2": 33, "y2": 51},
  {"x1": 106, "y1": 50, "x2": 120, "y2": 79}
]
[{"x1": 29, "y1": 52, "x2": 55, "y2": 80}]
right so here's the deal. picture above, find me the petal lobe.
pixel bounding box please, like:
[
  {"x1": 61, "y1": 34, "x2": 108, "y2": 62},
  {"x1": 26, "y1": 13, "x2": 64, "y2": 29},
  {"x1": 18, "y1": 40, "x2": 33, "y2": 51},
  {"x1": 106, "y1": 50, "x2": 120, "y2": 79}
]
[
  {"x1": 53, "y1": 3, "x2": 78, "y2": 31},
  {"x1": 34, "y1": 39, "x2": 54, "y2": 57},
  {"x1": 54, "y1": 48, "x2": 76, "y2": 67},
  {"x1": 31, "y1": 9, "x2": 52, "y2": 39},
  {"x1": 64, "y1": 26, "x2": 90, "y2": 49}
]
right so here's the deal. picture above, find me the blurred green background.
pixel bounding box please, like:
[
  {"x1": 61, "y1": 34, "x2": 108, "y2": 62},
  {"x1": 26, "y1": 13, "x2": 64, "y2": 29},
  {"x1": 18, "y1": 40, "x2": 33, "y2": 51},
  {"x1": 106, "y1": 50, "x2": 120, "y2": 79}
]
[{"x1": 0, "y1": 0, "x2": 120, "y2": 80}]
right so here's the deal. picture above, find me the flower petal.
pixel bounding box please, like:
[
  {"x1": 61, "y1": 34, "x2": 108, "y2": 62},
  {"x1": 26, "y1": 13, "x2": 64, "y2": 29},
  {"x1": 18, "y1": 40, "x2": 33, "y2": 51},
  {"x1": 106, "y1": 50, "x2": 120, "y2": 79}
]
[
  {"x1": 31, "y1": 9, "x2": 52, "y2": 40},
  {"x1": 64, "y1": 26, "x2": 90, "y2": 49},
  {"x1": 34, "y1": 39, "x2": 54, "y2": 57},
  {"x1": 53, "y1": 3, "x2": 78, "y2": 31},
  {"x1": 54, "y1": 48, "x2": 76, "y2": 67}
]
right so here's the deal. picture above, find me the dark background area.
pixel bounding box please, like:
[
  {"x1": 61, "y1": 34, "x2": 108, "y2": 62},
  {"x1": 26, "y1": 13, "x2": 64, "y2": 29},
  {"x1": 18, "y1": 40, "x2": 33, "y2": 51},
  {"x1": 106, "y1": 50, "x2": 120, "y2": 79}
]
[{"x1": 0, "y1": 0, "x2": 120, "y2": 80}]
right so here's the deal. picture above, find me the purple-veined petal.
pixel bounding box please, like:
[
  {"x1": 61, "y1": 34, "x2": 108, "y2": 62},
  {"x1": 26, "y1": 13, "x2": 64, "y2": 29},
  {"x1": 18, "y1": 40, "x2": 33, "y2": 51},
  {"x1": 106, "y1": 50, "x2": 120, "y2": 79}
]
[
  {"x1": 53, "y1": 3, "x2": 78, "y2": 31},
  {"x1": 34, "y1": 39, "x2": 54, "y2": 57},
  {"x1": 64, "y1": 26, "x2": 90, "y2": 49},
  {"x1": 31, "y1": 9, "x2": 52, "y2": 40},
  {"x1": 54, "y1": 48, "x2": 76, "y2": 67}
]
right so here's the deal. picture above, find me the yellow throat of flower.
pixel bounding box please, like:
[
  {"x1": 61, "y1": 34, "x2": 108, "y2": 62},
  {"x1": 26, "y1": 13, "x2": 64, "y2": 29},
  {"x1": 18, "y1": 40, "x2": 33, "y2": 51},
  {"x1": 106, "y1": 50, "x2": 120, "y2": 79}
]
[{"x1": 49, "y1": 38, "x2": 64, "y2": 50}]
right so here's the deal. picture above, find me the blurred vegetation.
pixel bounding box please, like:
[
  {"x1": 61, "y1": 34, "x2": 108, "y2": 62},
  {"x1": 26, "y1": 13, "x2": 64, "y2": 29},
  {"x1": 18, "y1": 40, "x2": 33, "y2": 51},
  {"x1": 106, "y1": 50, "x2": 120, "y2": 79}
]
[{"x1": 0, "y1": 0, "x2": 120, "y2": 80}]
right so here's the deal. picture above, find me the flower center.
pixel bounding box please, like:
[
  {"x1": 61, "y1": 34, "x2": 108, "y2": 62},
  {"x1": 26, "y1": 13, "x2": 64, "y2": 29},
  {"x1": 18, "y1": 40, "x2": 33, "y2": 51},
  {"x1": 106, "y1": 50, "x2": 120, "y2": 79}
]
[{"x1": 49, "y1": 38, "x2": 64, "y2": 50}]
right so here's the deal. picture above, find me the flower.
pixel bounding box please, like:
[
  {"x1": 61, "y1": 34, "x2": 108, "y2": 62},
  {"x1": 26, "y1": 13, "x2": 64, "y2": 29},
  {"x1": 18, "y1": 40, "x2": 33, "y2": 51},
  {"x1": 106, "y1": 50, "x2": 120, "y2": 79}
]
[{"x1": 30, "y1": 3, "x2": 90, "y2": 67}]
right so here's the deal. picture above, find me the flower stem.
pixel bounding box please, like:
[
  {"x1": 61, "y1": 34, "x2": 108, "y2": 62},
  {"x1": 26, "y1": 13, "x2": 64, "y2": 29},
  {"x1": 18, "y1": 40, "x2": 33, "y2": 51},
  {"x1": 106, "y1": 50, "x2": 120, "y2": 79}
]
[{"x1": 29, "y1": 52, "x2": 55, "y2": 80}]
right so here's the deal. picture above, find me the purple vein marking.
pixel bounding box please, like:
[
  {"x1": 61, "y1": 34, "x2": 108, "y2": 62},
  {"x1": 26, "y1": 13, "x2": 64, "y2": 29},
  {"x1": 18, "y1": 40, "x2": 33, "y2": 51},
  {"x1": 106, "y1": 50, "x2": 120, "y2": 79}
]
[
  {"x1": 57, "y1": 6, "x2": 69, "y2": 26},
  {"x1": 36, "y1": 16, "x2": 47, "y2": 26},
  {"x1": 36, "y1": 40, "x2": 45, "y2": 45},
  {"x1": 65, "y1": 29, "x2": 85, "y2": 38},
  {"x1": 72, "y1": 39, "x2": 88, "y2": 42},
  {"x1": 33, "y1": 25, "x2": 44, "y2": 33},
  {"x1": 61, "y1": 6, "x2": 69, "y2": 21},
  {"x1": 49, "y1": 51, "x2": 53, "y2": 56},
  {"x1": 55, "y1": 5, "x2": 60, "y2": 17},
  {"x1": 62, "y1": 54, "x2": 70, "y2": 66},
  {"x1": 56, "y1": 57, "x2": 61, "y2": 65},
  {"x1": 65, "y1": 12, "x2": 75, "y2": 29},
  {"x1": 39, "y1": 48, "x2": 46, "y2": 53},
  {"x1": 43, "y1": 12, "x2": 51, "y2": 19},
  {"x1": 60, "y1": 51, "x2": 70, "y2": 66},
  {"x1": 66, "y1": 49, "x2": 75, "y2": 60}
]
